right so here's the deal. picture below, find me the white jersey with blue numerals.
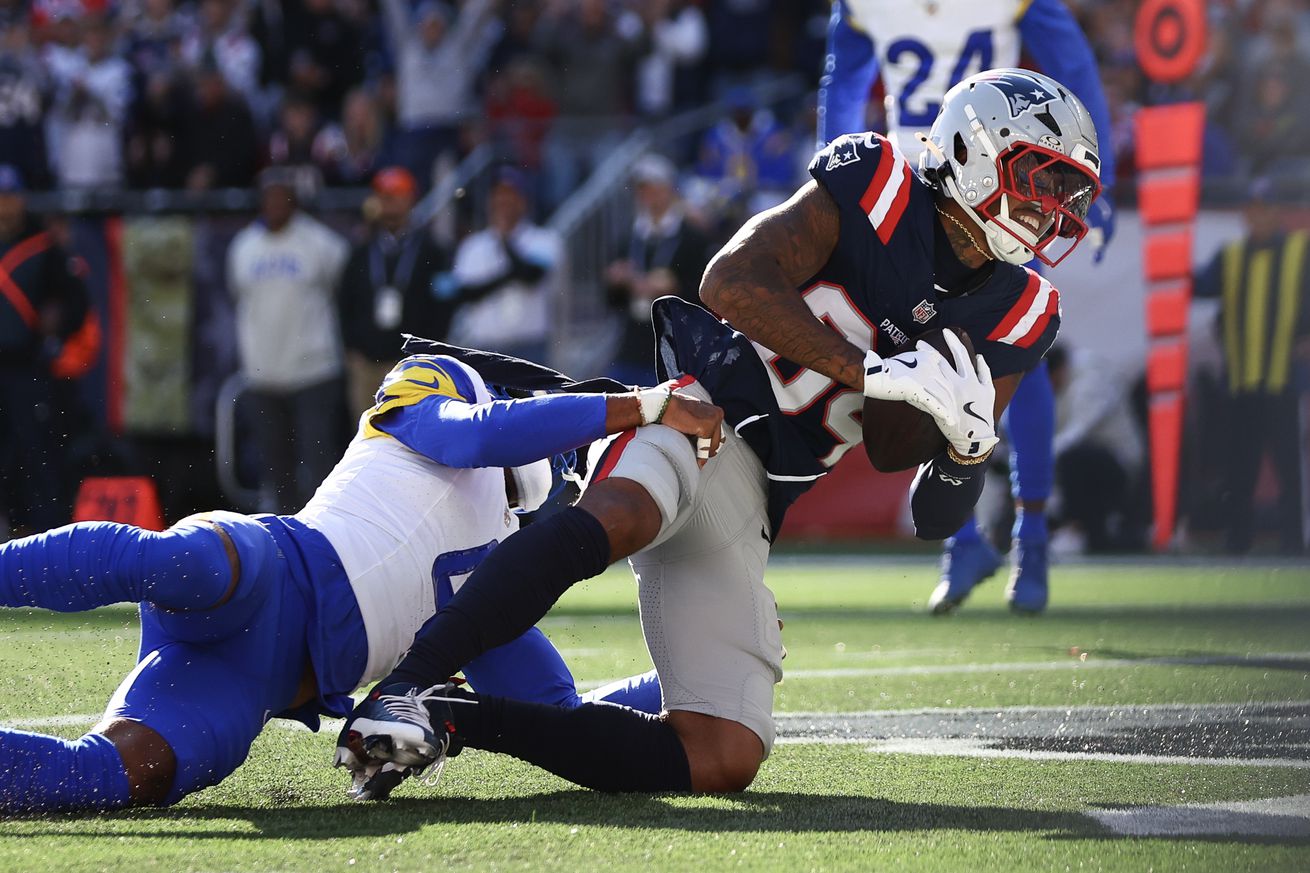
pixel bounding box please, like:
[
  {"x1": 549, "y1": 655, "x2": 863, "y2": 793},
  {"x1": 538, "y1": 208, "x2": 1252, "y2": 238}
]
[
  {"x1": 849, "y1": 0, "x2": 1024, "y2": 161},
  {"x1": 820, "y1": 0, "x2": 1116, "y2": 187},
  {"x1": 296, "y1": 356, "x2": 517, "y2": 685}
]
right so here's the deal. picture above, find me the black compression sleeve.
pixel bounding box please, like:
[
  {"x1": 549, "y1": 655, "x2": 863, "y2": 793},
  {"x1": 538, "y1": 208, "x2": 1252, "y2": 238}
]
[
  {"x1": 453, "y1": 694, "x2": 692, "y2": 792},
  {"x1": 909, "y1": 452, "x2": 988, "y2": 540}
]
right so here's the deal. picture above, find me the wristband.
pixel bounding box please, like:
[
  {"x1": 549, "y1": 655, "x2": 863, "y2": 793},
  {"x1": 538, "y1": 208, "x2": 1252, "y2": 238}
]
[{"x1": 635, "y1": 386, "x2": 673, "y2": 426}]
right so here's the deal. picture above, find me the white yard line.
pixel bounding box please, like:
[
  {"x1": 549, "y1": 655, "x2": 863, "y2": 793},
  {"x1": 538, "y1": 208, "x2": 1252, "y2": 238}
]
[
  {"x1": 2, "y1": 714, "x2": 105, "y2": 729},
  {"x1": 801, "y1": 737, "x2": 1310, "y2": 770},
  {"x1": 778, "y1": 698, "x2": 1310, "y2": 721},
  {"x1": 1087, "y1": 793, "x2": 1310, "y2": 837}
]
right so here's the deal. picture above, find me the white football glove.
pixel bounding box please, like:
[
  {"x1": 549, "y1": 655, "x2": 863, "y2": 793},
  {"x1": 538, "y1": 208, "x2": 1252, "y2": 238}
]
[{"x1": 863, "y1": 330, "x2": 998, "y2": 459}]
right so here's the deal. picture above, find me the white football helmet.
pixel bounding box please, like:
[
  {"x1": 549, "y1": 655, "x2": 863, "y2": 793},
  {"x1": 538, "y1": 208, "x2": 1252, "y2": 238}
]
[{"x1": 920, "y1": 69, "x2": 1102, "y2": 267}]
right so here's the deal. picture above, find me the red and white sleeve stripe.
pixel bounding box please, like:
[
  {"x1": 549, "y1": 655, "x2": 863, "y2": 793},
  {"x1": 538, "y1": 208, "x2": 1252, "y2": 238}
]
[
  {"x1": 987, "y1": 271, "x2": 1061, "y2": 349},
  {"x1": 857, "y1": 135, "x2": 913, "y2": 245}
]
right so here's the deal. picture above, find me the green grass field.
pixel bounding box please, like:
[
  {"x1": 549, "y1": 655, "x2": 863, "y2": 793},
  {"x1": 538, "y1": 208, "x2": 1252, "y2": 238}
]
[{"x1": 2, "y1": 558, "x2": 1308, "y2": 872}]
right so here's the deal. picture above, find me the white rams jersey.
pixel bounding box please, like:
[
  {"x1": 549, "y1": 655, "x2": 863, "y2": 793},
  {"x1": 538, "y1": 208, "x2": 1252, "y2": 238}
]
[
  {"x1": 295, "y1": 356, "x2": 517, "y2": 685},
  {"x1": 844, "y1": 0, "x2": 1025, "y2": 163}
]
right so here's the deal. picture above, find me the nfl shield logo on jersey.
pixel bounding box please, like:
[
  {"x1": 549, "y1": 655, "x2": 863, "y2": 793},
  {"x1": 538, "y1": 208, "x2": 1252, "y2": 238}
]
[{"x1": 912, "y1": 300, "x2": 937, "y2": 324}]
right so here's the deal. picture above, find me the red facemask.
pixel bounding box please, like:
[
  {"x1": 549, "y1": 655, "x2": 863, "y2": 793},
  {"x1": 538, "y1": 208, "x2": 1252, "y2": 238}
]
[{"x1": 976, "y1": 142, "x2": 1101, "y2": 266}]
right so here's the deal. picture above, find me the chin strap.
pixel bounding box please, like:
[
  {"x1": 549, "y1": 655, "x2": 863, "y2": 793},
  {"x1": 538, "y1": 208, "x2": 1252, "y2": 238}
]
[{"x1": 922, "y1": 117, "x2": 1034, "y2": 266}]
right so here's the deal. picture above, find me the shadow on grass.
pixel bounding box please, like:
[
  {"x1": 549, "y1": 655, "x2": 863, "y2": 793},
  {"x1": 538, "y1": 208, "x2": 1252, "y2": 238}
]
[{"x1": 6, "y1": 792, "x2": 1308, "y2": 846}]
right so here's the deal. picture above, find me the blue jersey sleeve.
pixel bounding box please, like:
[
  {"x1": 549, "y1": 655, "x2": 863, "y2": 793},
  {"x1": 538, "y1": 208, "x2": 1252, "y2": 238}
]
[
  {"x1": 817, "y1": 0, "x2": 880, "y2": 148},
  {"x1": 364, "y1": 356, "x2": 608, "y2": 469},
  {"x1": 1018, "y1": 0, "x2": 1116, "y2": 188}
]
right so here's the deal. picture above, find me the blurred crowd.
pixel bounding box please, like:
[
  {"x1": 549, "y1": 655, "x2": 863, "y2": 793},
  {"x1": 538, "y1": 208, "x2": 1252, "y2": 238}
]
[
  {"x1": 1072, "y1": 0, "x2": 1310, "y2": 185},
  {"x1": 0, "y1": 0, "x2": 1303, "y2": 198},
  {"x1": 0, "y1": 0, "x2": 830, "y2": 200}
]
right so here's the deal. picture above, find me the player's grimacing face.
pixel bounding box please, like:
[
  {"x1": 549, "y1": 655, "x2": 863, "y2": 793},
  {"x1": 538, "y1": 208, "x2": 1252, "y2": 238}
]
[{"x1": 978, "y1": 142, "x2": 1100, "y2": 264}]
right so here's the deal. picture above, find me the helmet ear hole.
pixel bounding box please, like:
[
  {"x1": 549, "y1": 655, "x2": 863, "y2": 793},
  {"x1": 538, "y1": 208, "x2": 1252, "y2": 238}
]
[{"x1": 953, "y1": 132, "x2": 968, "y2": 164}]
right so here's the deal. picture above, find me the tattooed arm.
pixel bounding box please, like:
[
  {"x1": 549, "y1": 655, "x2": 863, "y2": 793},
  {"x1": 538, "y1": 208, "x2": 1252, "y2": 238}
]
[{"x1": 699, "y1": 181, "x2": 866, "y2": 391}]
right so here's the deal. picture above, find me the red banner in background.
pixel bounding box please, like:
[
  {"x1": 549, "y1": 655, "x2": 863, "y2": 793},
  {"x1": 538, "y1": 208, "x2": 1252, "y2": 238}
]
[{"x1": 782, "y1": 451, "x2": 916, "y2": 541}]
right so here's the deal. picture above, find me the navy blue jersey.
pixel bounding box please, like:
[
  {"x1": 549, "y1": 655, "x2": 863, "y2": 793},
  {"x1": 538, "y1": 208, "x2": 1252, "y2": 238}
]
[{"x1": 655, "y1": 132, "x2": 1059, "y2": 534}]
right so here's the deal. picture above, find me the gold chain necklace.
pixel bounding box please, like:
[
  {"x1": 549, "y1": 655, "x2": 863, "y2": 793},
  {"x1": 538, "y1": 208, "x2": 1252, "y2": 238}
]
[{"x1": 935, "y1": 203, "x2": 993, "y2": 262}]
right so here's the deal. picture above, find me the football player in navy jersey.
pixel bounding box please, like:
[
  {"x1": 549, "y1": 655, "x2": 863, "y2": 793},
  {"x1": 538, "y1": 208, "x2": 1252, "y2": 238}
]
[
  {"x1": 819, "y1": 0, "x2": 1118, "y2": 614},
  {"x1": 336, "y1": 69, "x2": 1102, "y2": 799},
  {"x1": 0, "y1": 351, "x2": 723, "y2": 813}
]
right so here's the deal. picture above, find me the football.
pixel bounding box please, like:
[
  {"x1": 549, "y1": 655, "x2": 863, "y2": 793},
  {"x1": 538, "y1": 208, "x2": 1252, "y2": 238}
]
[{"x1": 862, "y1": 327, "x2": 976, "y2": 472}]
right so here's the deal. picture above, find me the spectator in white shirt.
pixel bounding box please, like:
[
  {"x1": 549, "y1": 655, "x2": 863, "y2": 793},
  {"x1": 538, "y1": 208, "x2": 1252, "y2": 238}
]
[
  {"x1": 382, "y1": 0, "x2": 497, "y2": 187},
  {"x1": 46, "y1": 16, "x2": 132, "y2": 189},
  {"x1": 180, "y1": 0, "x2": 261, "y2": 108},
  {"x1": 633, "y1": 0, "x2": 707, "y2": 118},
  {"x1": 226, "y1": 167, "x2": 350, "y2": 512},
  {"x1": 447, "y1": 166, "x2": 560, "y2": 361}
]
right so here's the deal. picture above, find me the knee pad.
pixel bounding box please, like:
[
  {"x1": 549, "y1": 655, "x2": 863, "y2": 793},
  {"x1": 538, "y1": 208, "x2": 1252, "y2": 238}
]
[{"x1": 588, "y1": 425, "x2": 700, "y2": 530}]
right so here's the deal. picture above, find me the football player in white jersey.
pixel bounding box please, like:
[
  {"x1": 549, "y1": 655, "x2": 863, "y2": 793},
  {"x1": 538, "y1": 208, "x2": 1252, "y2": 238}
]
[
  {"x1": 819, "y1": 0, "x2": 1117, "y2": 614},
  {"x1": 0, "y1": 354, "x2": 723, "y2": 813}
]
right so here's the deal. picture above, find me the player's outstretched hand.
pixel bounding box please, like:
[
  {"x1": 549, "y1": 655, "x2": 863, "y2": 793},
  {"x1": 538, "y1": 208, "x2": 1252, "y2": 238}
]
[{"x1": 660, "y1": 392, "x2": 725, "y2": 466}]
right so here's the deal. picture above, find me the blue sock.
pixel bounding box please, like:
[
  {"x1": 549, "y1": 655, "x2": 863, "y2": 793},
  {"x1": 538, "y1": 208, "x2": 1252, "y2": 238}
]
[
  {"x1": 0, "y1": 729, "x2": 131, "y2": 814},
  {"x1": 582, "y1": 670, "x2": 663, "y2": 714},
  {"x1": 1013, "y1": 508, "x2": 1048, "y2": 544},
  {"x1": 951, "y1": 516, "x2": 983, "y2": 544},
  {"x1": 1005, "y1": 362, "x2": 1055, "y2": 504},
  {"x1": 0, "y1": 522, "x2": 231, "y2": 613}
]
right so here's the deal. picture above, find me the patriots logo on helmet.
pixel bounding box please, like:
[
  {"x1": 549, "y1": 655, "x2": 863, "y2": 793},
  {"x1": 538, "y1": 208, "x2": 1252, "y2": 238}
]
[{"x1": 989, "y1": 74, "x2": 1058, "y2": 119}]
